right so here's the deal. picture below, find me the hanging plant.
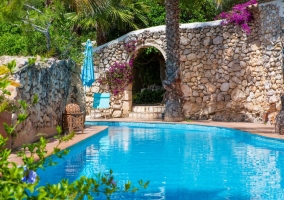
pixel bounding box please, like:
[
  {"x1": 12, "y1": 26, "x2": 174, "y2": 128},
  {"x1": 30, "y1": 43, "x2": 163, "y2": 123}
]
[
  {"x1": 98, "y1": 60, "x2": 134, "y2": 96},
  {"x1": 215, "y1": 0, "x2": 257, "y2": 34}
]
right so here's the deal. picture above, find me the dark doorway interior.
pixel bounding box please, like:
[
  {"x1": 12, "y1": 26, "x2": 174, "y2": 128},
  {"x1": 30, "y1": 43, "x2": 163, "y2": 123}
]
[{"x1": 132, "y1": 47, "x2": 166, "y2": 105}]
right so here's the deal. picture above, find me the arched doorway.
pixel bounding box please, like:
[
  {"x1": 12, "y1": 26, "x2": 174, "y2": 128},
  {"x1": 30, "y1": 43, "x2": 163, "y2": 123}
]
[{"x1": 132, "y1": 47, "x2": 166, "y2": 105}]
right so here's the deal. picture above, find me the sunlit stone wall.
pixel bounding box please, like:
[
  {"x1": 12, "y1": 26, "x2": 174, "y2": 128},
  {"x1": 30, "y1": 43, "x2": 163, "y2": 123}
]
[
  {"x1": 91, "y1": 3, "x2": 283, "y2": 123},
  {"x1": 180, "y1": 4, "x2": 283, "y2": 122}
]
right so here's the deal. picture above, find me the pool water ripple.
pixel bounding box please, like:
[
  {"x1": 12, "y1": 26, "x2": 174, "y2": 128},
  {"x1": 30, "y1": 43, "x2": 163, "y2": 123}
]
[{"x1": 38, "y1": 122, "x2": 284, "y2": 199}]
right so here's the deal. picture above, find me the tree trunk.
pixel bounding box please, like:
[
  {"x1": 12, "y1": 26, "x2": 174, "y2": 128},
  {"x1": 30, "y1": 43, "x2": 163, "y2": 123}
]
[
  {"x1": 163, "y1": 0, "x2": 185, "y2": 122},
  {"x1": 96, "y1": 23, "x2": 107, "y2": 46},
  {"x1": 45, "y1": 22, "x2": 51, "y2": 51},
  {"x1": 45, "y1": 31, "x2": 51, "y2": 51}
]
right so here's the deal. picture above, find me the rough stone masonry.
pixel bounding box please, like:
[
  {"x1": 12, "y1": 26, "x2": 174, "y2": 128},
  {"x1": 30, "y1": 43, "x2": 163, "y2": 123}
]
[
  {"x1": 0, "y1": 56, "x2": 84, "y2": 148},
  {"x1": 90, "y1": 2, "x2": 283, "y2": 123}
]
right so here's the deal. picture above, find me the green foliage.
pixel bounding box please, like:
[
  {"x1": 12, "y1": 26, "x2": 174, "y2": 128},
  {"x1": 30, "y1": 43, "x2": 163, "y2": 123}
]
[
  {"x1": 218, "y1": 0, "x2": 248, "y2": 11},
  {"x1": 0, "y1": 61, "x2": 149, "y2": 199},
  {"x1": 0, "y1": 0, "x2": 85, "y2": 62},
  {"x1": 0, "y1": 60, "x2": 19, "y2": 113},
  {"x1": 0, "y1": 0, "x2": 248, "y2": 60},
  {"x1": 0, "y1": 23, "x2": 28, "y2": 55},
  {"x1": 180, "y1": 0, "x2": 219, "y2": 23},
  {"x1": 135, "y1": 0, "x2": 220, "y2": 28},
  {"x1": 133, "y1": 89, "x2": 165, "y2": 104},
  {"x1": 67, "y1": 0, "x2": 150, "y2": 45},
  {"x1": 133, "y1": 48, "x2": 164, "y2": 93},
  {"x1": 144, "y1": 47, "x2": 159, "y2": 55},
  {"x1": 139, "y1": 0, "x2": 166, "y2": 27}
]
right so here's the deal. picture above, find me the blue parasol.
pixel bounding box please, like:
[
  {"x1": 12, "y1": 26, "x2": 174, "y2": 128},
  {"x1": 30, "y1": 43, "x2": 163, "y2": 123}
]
[{"x1": 81, "y1": 39, "x2": 95, "y2": 87}]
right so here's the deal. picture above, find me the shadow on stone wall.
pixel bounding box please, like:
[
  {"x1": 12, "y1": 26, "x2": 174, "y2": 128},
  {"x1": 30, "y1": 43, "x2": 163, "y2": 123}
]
[{"x1": 0, "y1": 57, "x2": 84, "y2": 149}]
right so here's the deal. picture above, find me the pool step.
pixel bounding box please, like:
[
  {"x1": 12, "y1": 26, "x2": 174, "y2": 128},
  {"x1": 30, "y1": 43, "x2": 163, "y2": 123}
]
[{"x1": 129, "y1": 105, "x2": 165, "y2": 119}]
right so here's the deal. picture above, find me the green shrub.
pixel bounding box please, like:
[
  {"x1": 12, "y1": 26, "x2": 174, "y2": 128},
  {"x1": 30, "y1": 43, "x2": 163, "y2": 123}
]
[
  {"x1": 0, "y1": 33, "x2": 27, "y2": 55},
  {"x1": 133, "y1": 89, "x2": 165, "y2": 104}
]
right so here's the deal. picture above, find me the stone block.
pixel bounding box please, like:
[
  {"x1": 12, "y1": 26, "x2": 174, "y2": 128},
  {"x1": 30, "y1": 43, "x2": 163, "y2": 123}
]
[
  {"x1": 220, "y1": 83, "x2": 230, "y2": 92},
  {"x1": 181, "y1": 85, "x2": 192, "y2": 97},
  {"x1": 187, "y1": 54, "x2": 197, "y2": 60},
  {"x1": 90, "y1": 86, "x2": 100, "y2": 93},
  {"x1": 113, "y1": 104, "x2": 122, "y2": 110},
  {"x1": 112, "y1": 110, "x2": 122, "y2": 118},
  {"x1": 231, "y1": 88, "x2": 246, "y2": 101},
  {"x1": 183, "y1": 101, "x2": 200, "y2": 114},
  {"x1": 203, "y1": 37, "x2": 211, "y2": 46},
  {"x1": 124, "y1": 90, "x2": 132, "y2": 101},
  {"x1": 202, "y1": 103, "x2": 217, "y2": 115},
  {"x1": 213, "y1": 36, "x2": 223, "y2": 45},
  {"x1": 180, "y1": 36, "x2": 190, "y2": 45},
  {"x1": 205, "y1": 82, "x2": 217, "y2": 93},
  {"x1": 122, "y1": 101, "x2": 132, "y2": 115}
]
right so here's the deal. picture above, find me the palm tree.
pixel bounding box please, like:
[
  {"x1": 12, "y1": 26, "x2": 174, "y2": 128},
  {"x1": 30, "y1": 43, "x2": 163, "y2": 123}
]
[
  {"x1": 162, "y1": 0, "x2": 185, "y2": 122},
  {"x1": 66, "y1": 0, "x2": 149, "y2": 45},
  {"x1": 163, "y1": 0, "x2": 223, "y2": 121}
]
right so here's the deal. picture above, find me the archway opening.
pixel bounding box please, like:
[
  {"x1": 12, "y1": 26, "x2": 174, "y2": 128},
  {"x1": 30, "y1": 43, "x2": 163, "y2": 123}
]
[{"x1": 132, "y1": 47, "x2": 166, "y2": 105}]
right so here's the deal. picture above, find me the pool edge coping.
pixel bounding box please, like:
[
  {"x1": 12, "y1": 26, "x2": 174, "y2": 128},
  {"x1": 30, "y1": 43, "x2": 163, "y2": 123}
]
[
  {"x1": 86, "y1": 118, "x2": 282, "y2": 141},
  {"x1": 8, "y1": 126, "x2": 108, "y2": 165}
]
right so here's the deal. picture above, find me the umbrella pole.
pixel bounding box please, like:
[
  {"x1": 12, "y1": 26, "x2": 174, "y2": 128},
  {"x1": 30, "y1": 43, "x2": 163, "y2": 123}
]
[{"x1": 84, "y1": 86, "x2": 87, "y2": 116}]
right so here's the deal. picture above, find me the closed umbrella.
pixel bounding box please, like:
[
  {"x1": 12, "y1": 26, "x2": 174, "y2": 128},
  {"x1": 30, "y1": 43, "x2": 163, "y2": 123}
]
[{"x1": 81, "y1": 39, "x2": 95, "y2": 87}]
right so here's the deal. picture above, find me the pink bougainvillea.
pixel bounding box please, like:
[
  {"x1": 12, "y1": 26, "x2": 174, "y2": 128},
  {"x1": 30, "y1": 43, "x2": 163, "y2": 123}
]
[
  {"x1": 98, "y1": 39, "x2": 144, "y2": 96},
  {"x1": 124, "y1": 40, "x2": 138, "y2": 53},
  {"x1": 215, "y1": 0, "x2": 257, "y2": 34},
  {"x1": 123, "y1": 39, "x2": 144, "y2": 53},
  {"x1": 98, "y1": 60, "x2": 134, "y2": 96}
]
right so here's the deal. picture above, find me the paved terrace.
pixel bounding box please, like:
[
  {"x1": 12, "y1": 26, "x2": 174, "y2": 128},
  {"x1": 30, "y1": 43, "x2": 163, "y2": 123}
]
[{"x1": 8, "y1": 118, "x2": 281, "y2": 165}]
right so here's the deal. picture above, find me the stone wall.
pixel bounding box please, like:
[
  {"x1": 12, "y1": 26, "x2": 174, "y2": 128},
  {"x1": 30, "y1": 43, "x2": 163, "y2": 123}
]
[
  {"x1": 181, "y1": 4, "x2": 283, "y2": 123},
  {"x1": 90, "y1": 3, "x2": 283, "y2": 123},
  {"x1": 0, "y1": 56, "x2": 84, "y2": 148},
  {"x1": 260, "y1": 0, "x2": 284, "y2": 18}
]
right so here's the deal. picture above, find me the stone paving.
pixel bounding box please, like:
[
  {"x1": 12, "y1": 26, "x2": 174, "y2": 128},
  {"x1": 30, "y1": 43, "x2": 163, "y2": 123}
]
[
  {"x1": 88, "y1": 117, "x2": 280, "y2": 139},
  {"x1": 8, "y1": 118, "x2": 281, "y2": 165}
]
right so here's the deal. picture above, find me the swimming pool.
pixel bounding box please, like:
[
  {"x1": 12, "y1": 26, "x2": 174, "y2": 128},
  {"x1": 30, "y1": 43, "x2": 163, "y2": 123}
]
[{"x1": 38, "y1": 122, "x2": 284, "y2": 199}]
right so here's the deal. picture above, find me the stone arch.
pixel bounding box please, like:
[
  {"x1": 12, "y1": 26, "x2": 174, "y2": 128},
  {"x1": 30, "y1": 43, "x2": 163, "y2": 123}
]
[
  {"x1": 126, "y1": 43, "x2": 166, "y2": 110},
  {"x1": 126, "y1": 43, "x2": 166, "y2": 62}
]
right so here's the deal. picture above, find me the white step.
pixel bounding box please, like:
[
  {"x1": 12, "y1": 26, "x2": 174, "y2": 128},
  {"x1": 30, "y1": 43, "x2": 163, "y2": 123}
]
[
  {"x1": 129, "y1": 105, "x2": 165, "y2": 119},
  {"x1": 129, "y1": 112, "x2": 163, "y2": 119},
  {"x1": 132, "y1": 105, "x2": 165, "y2": 113}
]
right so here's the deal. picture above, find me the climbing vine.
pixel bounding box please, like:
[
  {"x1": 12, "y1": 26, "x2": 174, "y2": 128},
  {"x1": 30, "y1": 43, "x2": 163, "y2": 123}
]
[
  {"x1": 98, "y1": 60, "x2": 134, "y2": 96},
  {"x1": 123, "y1": 39, "x2": 144, "y2": 53},
  {"x1": 98, "y1": 39, "x2": 144, "y2": 96}
]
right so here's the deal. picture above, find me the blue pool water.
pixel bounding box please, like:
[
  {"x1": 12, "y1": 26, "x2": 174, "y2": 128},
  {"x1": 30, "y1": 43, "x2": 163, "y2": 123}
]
[{"x1": 38, "y1": 122, "x2": 284, "y2": 199}]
